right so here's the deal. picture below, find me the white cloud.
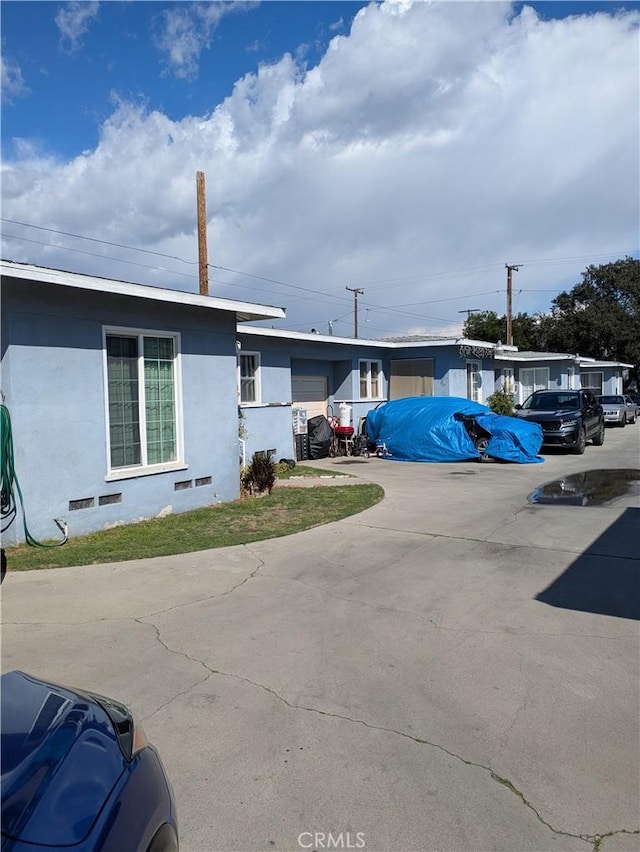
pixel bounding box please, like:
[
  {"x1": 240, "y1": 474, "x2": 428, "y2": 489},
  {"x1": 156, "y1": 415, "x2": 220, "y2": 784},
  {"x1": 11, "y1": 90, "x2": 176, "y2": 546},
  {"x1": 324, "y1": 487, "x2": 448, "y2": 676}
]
[
  {"x1": 3, "y1": 1, "x2": 639, "y2": 337},
  {"x1": 1, "y1": 53, "x2": 30, "y2": 103},
  {"x1": 55, "y1": 1, "x2": 100, "y2": 53},
  {"x1": 153, "y1": 1, "x2": 257, "y2": 81}
]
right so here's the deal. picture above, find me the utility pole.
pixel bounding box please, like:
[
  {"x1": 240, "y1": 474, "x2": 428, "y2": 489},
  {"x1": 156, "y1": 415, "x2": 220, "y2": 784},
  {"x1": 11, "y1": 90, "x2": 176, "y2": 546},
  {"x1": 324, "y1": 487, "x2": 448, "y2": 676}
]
[
  {"x1": 346, "y1": 286, "x2": 364, "y2": 338},
  {"x1": 196, "y1": 171, "x2": 209, "y2": 296},
  {"x1": 505, "y1": 264, "x2": 520, "y2": 346},
  {"x1": 458, "y1": 308, "x2": 480, "y2": 321}
]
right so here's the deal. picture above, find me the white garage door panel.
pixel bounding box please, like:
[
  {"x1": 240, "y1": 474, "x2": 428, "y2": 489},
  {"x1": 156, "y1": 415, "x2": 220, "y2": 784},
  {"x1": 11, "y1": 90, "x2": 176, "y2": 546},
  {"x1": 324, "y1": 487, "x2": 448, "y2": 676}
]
[{"x1": 292, "y1": 376, "x2": 327, "y2": 419}]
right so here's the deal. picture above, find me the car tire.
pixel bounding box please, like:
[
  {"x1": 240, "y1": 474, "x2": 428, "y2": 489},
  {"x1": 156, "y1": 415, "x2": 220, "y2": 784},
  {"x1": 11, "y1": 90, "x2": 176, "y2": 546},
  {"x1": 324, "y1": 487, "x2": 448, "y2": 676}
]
[
  {"x1": 475, "y1": 436, "x2": 490, "y2": 454},
  {"x1": 572, "y1": 428, "x2": 587, "y2": 454},
  {"x1": 592, "y1": 421, "x2": 605, "y2": 446},
  {"x1": 146, "y1": 824, "x2": 179, "y2": 852},
  {"x1": 620, "y1": 414, "x2": 626, "y2": 427}
]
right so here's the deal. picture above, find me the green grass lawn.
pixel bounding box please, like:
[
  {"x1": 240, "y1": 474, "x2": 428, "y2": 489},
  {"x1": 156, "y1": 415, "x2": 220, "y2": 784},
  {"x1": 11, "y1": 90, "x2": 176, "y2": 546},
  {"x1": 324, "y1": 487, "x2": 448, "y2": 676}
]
[
  {"x1": 5, "y1": 483, "x2": 384, "y2": 571},
  {"x1": 273, "y1": 463, "x2": 347, "y2": 479}
]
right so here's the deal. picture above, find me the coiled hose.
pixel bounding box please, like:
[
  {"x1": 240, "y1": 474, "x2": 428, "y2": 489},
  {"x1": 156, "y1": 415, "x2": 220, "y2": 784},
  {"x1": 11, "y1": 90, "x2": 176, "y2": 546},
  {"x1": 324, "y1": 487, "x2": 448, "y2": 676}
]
[{"x1": 1, "y1": 404, "x2": 67, "y2": 546}]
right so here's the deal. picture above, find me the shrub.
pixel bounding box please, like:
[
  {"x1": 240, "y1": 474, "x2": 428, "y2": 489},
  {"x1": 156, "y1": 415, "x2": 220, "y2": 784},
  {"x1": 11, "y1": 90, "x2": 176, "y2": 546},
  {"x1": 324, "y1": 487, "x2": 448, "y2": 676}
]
[
  {"x1": 486, "y1": 387, "x2": 516, "y2": 416},
  {"x1": 242, "y1": 452, "x2": 276, "y2": 496}
]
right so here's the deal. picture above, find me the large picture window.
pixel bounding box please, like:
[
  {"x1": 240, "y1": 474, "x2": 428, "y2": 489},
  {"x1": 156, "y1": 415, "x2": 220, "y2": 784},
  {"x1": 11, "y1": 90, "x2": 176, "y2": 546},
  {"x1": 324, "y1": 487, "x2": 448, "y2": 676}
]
[
  {"x1": 359, "y1": 359, "x2": 382, "y2": 399},
  {"x1": 389, "y1": 359, "x2": 433, "y2": 399},
  {"x1": 239, "y1": 352, "x2": 261, "y2": 403},
  {"x1": 581, "y1": 371, "x2": 603, "y2": 394},
  {"x1": 519, "y1": 367, "x2": 549, "y2": 401},
  {"x1": 104, "y1": 330, "x2": 182, "y2": 474}
]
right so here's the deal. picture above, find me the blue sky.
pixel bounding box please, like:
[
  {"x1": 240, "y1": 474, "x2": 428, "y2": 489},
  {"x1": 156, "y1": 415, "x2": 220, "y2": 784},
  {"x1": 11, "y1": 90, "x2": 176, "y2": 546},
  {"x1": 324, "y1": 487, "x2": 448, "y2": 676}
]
[
  {"x1": 1, "y1": 1, "x2": 638, "y2": 336},
  {"x1": 2, "y1": 2, "x2": 372, "y2": 159},
  {"x1": 2, "y1": 2, "x2": 630, "y2": 160}
]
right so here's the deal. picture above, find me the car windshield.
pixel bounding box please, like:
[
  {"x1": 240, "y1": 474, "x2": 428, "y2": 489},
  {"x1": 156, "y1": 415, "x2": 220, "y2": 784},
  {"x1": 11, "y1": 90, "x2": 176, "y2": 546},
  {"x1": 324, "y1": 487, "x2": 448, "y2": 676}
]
[
  {"x1": 599, "y1": 396, "x2": 624, "y2": 404},
  {"x1": 522, "y1": 392, "x2": 580, "y2": 411}
]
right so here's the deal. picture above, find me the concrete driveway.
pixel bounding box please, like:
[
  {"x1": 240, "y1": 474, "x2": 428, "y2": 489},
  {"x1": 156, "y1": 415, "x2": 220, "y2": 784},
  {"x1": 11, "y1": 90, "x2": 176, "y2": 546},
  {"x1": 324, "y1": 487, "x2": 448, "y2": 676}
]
[{"x1": 2, "y1": 426, "x2": 639, "y2": 852}]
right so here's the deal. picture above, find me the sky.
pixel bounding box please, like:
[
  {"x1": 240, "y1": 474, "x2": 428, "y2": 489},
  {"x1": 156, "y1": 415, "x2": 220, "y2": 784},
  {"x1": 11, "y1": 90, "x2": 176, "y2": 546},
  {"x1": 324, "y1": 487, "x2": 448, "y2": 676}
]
[{"x1": 1, "y1": 0, "x2": 638, "y2": 339}]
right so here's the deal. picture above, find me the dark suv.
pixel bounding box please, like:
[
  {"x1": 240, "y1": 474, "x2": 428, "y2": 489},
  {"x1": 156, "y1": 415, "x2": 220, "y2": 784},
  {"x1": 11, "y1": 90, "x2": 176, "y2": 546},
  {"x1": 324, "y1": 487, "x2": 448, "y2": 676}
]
[{"x1": 514, "y1": 389, "x2": 605, "y2": 454}]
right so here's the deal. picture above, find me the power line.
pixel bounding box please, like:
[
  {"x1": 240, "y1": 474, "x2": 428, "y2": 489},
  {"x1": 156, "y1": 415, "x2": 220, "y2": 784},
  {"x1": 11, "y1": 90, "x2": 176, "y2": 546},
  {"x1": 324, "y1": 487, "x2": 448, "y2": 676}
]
[
  {"x1": 1, "y1": 233, "x2": 199, "y2": 279},
  {"x1": 393, "y1": 289, "x2": 502, "y2": 308},
  {"x1": 2, "y1": 217, "x2": 636, "y2": 328},
  {"x1": 1, "y1": 218, "x2": 198, "y2": 264}
]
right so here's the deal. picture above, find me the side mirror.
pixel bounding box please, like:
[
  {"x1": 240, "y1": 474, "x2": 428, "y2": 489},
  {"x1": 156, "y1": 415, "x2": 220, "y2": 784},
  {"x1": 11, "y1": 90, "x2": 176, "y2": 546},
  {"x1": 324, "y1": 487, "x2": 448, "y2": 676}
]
[{"x1": 514, "y1": 403, "x2": 522, "y2": 410}]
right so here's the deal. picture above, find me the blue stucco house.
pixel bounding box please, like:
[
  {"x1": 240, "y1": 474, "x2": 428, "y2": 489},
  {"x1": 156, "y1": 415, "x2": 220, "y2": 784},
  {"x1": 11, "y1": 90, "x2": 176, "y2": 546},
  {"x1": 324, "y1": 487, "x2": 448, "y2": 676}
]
[
  {"x1": 1, "y1": 260, "x2": 631, "y2": 544},
  {"x1": 0, "y1": 260, "x2": 284, "y2": 545},
  {"x1": 235, "y1": 327, "x2": 630, "y2": 461}
]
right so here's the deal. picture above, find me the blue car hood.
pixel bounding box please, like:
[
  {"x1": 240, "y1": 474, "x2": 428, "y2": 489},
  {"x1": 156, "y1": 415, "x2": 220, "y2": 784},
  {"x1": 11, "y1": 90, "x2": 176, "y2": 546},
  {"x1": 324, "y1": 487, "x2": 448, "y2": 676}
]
[{"x1": 1, "y1": 671, "x2": 127, "y2": 846}]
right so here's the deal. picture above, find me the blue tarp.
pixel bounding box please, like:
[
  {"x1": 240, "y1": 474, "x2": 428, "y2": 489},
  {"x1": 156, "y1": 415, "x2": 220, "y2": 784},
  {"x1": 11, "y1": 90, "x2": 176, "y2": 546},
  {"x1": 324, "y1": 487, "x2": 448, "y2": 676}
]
[{"x1": 365, "y1": 397, "x2": 543, "y2": 464}]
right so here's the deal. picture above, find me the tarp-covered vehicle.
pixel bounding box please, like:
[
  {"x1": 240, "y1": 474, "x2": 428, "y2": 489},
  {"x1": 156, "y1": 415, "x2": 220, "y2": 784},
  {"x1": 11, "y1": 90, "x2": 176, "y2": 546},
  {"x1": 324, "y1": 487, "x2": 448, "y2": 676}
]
[{"x1": 365, "y1": 397, "x2": 543, "y2": 463}]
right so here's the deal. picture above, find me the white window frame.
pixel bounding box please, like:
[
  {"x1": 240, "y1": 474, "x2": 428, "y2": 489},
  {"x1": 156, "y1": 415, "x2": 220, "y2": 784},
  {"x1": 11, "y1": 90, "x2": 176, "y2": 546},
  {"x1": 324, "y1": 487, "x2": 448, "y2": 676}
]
[
  {"x1": 359, "y1": 359, "x2": 383, "y2": 400},
  {"x1": 519, "y1": 367, "x2": 549, "y2": 402},
  {"x1": 102, "y1": 326, "x2": 185, "y2": 481},
  {"x1": 466, "y1": 360, "x2": 482, "y2": 402},
  {"x1": 239, "y1": 351, "x2": 261, "y2": 405},
  {"x1": 581, "y1": 371, "x2": 604, "y2": 395},
  {"x1": 502, "y1": 367, "x2": 515, "y2": 393}
]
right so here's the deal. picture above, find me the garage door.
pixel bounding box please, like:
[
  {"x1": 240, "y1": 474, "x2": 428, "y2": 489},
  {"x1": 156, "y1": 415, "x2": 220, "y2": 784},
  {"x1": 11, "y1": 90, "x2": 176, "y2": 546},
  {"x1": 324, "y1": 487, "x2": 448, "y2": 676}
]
[{"x1": 291, "y1": 376, "x2": 328, "y2": 419}]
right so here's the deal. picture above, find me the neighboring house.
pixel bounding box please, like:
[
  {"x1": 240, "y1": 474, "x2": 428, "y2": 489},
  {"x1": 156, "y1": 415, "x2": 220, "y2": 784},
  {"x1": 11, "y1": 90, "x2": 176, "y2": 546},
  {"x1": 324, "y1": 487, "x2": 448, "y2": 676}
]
[
  {"x1": 235, "y1": 329, "x2": 504, "y2": 459},
  {"x1": 2, "y1": 260, "x2": 631, "y2": 543},
  {"x1": 235, "y1": 330, "x2": 632, "y2": 461},
  {"x1": 0, "y1": 261, "x2": 284, "y2": 545},
  {"x1": 494, "y1": 349, "x2": 630, "y2": 399}
]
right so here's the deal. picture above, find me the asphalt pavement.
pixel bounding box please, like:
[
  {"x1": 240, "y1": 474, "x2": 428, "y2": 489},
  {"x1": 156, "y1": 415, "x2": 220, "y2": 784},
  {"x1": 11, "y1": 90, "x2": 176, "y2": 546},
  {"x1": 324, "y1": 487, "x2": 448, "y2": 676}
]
[{"x1": 2, "y1": 424, "x2": 639, "y2": 852}]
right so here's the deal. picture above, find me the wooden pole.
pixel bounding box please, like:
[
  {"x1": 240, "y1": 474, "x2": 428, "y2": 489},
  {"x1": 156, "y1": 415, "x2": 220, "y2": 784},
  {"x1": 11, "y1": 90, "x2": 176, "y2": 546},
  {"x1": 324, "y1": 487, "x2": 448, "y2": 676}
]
[
  {"x1": 346, "y1": 286, "x2": 364, "y2": 338},
  {"x1": 505, "y1": 264, "x2": 519, "y2": 346},
  {"x1": 197, "y1": 171, "x2": 209, "y2": 296}
]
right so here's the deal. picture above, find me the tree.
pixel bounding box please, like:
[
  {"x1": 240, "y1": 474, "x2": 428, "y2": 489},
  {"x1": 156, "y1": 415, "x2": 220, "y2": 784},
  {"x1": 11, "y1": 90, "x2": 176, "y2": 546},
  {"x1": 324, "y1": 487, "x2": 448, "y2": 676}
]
[
  {"x1": 540, "y1": 257, "x2": 640, "y2": 372},
  {"x1": 463, "y1": 310, "x2": 544, "y2": 350},
  {"x1": 462, "y1": 258, "x2": 639, "y2": 379}
]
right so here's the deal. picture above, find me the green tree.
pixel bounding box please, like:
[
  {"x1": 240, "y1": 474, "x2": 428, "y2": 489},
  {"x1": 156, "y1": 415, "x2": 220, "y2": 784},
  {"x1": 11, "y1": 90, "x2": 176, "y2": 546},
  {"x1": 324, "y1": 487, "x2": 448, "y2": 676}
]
[
  {"x1": 540, "y1": 257, "x2": 640, "y2": 371},
  {"x1": 463, "y1": 310, "x2": 544, "y2": 350}
]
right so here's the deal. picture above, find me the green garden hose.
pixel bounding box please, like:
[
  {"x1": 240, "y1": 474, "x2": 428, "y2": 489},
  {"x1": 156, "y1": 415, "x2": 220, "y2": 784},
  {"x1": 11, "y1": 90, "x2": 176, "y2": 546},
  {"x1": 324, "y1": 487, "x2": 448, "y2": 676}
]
[{"x1": 1, "y1": 404, "x2": 67, "y2": 547}]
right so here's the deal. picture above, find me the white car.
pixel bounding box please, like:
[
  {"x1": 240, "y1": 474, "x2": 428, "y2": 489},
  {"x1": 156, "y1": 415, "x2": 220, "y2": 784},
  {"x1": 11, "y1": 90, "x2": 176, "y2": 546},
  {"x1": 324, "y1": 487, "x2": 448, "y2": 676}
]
[
  {"x1": 597, "y1": 395, "x2": 635, "y2": 426},
  {"x1": 623, "y1": 394, "x2": 639, "y2": 423}
]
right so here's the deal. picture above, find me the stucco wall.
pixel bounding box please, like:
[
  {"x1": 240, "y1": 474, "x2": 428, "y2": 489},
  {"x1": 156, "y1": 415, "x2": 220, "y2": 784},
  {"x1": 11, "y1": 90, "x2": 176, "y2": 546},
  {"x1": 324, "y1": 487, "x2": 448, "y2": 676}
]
[
  {"x1": 2, "y1": 278, "x2": 240, "y2": 544},
  {"x1": 240, "y1": 336, "x2": 507, "y2": 449},
  {"x1": 240, "y1": 404, "x2": 296, "y2": 463}
]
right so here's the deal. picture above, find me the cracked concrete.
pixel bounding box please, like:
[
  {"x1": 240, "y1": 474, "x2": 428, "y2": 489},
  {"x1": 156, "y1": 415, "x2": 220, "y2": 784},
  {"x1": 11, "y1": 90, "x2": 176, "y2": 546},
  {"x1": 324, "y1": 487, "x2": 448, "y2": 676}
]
[{"x1": 2, "y1": 426, "x2": 639, "y2": 851}]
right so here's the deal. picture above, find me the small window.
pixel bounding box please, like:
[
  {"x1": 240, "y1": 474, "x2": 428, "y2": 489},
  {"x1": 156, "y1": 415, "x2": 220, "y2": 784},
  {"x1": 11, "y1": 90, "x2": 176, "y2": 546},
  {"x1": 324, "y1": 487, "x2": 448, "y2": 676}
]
[
  {"x1": 359, "y1": 360, "x2": 382, "y2": 399},
  {"x1": 502, "y1": 368, "x2": 515, "y2": 393},
  {"x1": 466, "y1": 361, "x2": 481, "y2": 402},
  {"x1": 239, "y1": 352, "x2": 261, "y2": 404}
]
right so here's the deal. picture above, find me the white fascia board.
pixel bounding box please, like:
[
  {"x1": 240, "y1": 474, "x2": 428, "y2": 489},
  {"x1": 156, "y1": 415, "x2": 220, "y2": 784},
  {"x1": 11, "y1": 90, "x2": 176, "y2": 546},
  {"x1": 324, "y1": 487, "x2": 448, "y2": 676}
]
[
  {"x1": 578, "y1": 360, "x2": 634, "y2": 368},
  {"x1": 237, "y1": 326, "x2": 371, "y2": 346},
  {"x1": 238, "y1": 327, "x2": 508, "y2": 350},
  {"x1": 1, "y1": 260, "x2": 286, "y2": 323},
  {"x1": 495, "y1": 353, "x2": 572, "y2": 362}
]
